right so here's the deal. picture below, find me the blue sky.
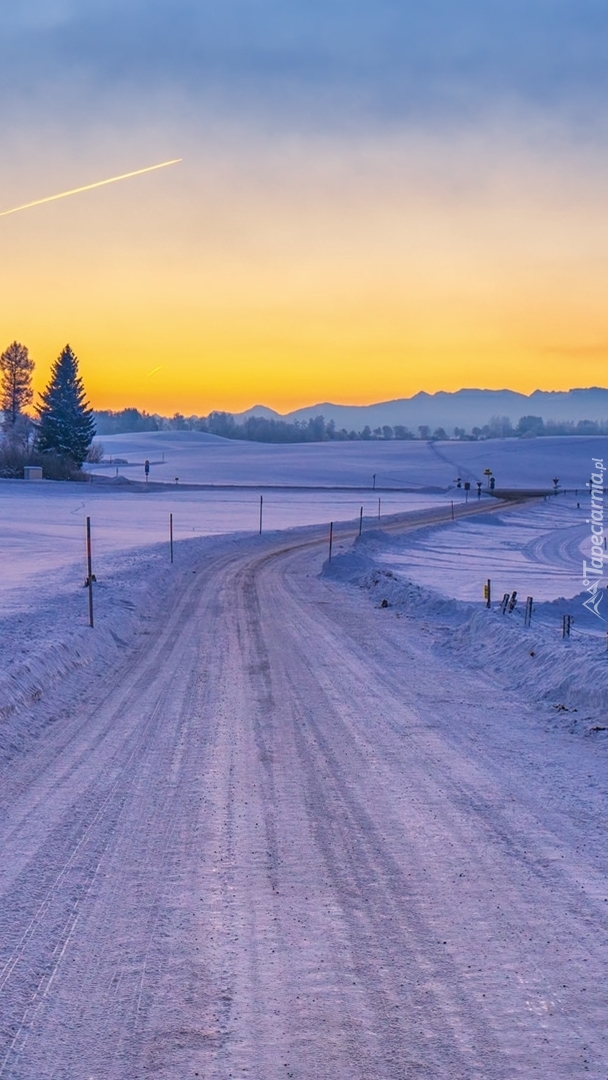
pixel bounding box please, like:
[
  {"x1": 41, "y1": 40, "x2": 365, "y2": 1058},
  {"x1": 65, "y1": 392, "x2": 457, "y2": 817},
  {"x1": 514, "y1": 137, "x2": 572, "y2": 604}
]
[{"x1": 1, "y1": 1, "x2": 607, "y2": 135}]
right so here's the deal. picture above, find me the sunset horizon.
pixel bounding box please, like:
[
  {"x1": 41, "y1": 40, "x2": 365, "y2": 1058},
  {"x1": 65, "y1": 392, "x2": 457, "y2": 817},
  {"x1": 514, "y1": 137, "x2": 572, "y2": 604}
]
[{"x1": 2, "y1": 4, "x2": 608, "y2": 416}]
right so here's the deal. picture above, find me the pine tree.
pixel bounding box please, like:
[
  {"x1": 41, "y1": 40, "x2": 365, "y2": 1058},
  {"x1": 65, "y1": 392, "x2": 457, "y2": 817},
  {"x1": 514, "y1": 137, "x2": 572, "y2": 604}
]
[
  {"x1": 37, "y1": 345, "x2": 96, "y2": 467},
  {"x1": 0, "y1": 341, "x2": 35, "y2": 428}
]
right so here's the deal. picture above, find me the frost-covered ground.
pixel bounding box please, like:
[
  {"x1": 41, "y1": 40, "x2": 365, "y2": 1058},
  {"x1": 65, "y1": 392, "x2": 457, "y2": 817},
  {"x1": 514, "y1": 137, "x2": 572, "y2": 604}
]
[
  {"x1": 0, "y1": 477, "x2": 446, "y2": 616},
  {"x1": 93, "y1": 429, "x2": 608, "y2": 490},
  {"x1": 374, "y1": 492, "x2": 587, "y2": 603}
]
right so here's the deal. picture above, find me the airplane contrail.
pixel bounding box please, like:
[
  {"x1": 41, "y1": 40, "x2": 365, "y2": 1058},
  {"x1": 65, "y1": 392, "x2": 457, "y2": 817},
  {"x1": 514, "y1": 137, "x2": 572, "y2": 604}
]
[{"x1": 0, "y1": 159, "x2": 182, "y2": 217}]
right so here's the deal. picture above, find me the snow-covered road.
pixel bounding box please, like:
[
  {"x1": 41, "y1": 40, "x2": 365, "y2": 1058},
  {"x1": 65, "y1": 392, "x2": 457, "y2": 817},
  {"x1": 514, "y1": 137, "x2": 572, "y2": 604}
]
[{"x1": 1, "y1": 510, "x2": 606, "y2": 1079}]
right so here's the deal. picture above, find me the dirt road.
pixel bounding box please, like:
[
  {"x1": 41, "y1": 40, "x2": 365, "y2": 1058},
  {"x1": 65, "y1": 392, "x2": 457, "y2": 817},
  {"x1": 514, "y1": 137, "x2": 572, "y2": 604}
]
[{"x1": 1, "y1": 518, "x2": 606, "y2": 1078}]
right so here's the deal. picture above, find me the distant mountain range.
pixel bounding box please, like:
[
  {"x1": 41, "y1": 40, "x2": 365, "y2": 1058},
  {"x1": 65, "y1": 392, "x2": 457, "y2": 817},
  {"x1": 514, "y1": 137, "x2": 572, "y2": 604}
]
[{"x1": 234, "y1": 388, "x2": 608, "y2": 432}]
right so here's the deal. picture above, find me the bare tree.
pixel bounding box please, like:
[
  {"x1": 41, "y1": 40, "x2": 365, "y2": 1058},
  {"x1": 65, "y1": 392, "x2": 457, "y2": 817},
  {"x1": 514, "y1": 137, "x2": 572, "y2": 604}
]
[{"x1": 0, "y1": 341, "x2": 35, "y2": 430}]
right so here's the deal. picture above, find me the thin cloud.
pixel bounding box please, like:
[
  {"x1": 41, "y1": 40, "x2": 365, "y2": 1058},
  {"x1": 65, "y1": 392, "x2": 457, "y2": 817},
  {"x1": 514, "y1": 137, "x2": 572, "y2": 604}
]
[{"x1": 1, "y1": 1, "x2": 607, "y2": 135}]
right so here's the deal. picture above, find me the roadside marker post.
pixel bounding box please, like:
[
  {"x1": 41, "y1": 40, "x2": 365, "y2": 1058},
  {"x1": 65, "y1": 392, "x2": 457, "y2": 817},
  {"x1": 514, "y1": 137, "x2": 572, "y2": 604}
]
[
  {"x1": 86, "y1": 516, "x2": 94, "y2": 628},
  {"x1": 484, "y1": 579, "x2": 491, "y2": 608},
  {"x1": 259, "y1": 495, "x2": 263, "y2": 535},
  {"x1": 378, "y1": 498, "x2": 381, "y2": 521},
  {"x1": 359, "y1": 506, "x2": 363, "y2": 537},
  {"x1": 562, "y1": 614, "x2": 572, "y2": 639},
  {"x1": 170, "y1": 513, "x2": 174, "y2": 564},
  {"x1": 451, "y1": 500, "x2": 455, "y2": 521},
  {"x1": 328, "y1": 521, "x2": 333, "y2": 562},
  {"x1": 500, "y1": 593, "x2": 510, "y2": 614},
  {"x1": 524, "y1": 596, "x2": 533, "y2": 627}
]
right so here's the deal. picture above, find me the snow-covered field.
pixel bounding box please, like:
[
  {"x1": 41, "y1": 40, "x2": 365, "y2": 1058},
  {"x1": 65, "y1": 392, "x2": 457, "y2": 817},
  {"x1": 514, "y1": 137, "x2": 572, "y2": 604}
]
[
  {"x1": 374, "y1": 493, "x2": 586, "y2": 603},
  {"x1": 93, "y1": 429, "x2": 606, "y2": 490},
  {"x1": 0, "y1": 478, "x2": 445, "y2": 616}
]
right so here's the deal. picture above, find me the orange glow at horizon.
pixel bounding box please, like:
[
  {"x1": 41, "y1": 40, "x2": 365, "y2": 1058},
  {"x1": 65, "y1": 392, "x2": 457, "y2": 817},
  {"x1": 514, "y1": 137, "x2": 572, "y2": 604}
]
[{"x1": 2, "y1": 131, "x2": 608, "y2": 416}]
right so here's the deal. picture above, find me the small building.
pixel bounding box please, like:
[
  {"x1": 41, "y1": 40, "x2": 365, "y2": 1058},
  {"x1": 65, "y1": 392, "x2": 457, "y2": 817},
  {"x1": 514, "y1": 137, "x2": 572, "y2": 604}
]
[{"x1": 23, "y1": 466, "x2": 43, "y2": 480}]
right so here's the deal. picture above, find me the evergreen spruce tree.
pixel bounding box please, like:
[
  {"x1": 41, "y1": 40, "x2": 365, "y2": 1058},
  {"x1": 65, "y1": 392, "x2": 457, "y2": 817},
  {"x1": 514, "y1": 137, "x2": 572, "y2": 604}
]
[{"x1": 37, "y1": 345, "x2": 95, "y2": 468}]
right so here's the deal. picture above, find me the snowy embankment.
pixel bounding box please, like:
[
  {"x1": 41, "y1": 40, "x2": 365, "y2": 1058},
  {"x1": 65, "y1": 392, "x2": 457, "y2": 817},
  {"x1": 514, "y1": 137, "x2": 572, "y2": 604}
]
[
  {"x1": 0, "y1": 538, "x2": 180, "y2": 758},
  {"x1": 0, "y1": 529, "x2": 270, "y2": 761},
  {"x1": 324, "y1": 532, "x2": 608, "y2": 733}
]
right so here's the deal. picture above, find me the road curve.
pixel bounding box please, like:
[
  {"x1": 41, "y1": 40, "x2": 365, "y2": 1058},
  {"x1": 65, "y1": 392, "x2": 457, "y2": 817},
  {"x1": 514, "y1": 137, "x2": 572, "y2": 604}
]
[{"x1": 0, "y1": 508, "x2": 606, "y2": 1079}]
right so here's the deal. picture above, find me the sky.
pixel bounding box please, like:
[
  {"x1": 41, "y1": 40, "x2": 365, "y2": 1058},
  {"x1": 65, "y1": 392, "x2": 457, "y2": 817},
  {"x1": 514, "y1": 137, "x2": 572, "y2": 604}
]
[{"x1": 1, "y1": 1, "x2": 608, "y2": 415}]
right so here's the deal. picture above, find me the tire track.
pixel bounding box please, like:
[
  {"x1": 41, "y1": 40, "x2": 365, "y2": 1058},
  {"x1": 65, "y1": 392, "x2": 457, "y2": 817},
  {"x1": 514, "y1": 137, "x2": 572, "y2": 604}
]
[
  {"x1": 0, "y1": 562, "x2": 223, "y2": 1078},
  {"x1": 239, "y1": 552, "x2": 504, "y2": 1079}
]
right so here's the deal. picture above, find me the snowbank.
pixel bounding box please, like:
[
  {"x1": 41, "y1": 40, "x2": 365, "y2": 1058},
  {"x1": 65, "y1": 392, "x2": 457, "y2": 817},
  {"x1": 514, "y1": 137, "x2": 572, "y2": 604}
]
[
  {"x1": 0, "y1": 530, "x2": 260, "y2": 762},
  {"x1": 324, "y1": 532, "x2": 608, "y2": 731}
]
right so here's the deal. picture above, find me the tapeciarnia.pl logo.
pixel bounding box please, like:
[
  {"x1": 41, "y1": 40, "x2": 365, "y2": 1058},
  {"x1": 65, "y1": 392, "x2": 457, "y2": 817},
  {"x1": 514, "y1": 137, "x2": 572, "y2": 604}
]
[{"x1": 582, "y1": 458, "x2": 606, "y2": 619}]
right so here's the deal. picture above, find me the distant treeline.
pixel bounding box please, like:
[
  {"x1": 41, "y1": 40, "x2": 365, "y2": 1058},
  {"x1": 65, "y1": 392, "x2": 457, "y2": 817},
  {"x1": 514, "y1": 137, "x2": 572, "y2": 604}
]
[
  {"x1": 94, "y1": 409, "x2": 608, "y2": 443},
  {"x1": 94, "y1": 410, "x2": 418, "y2": 441}
]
